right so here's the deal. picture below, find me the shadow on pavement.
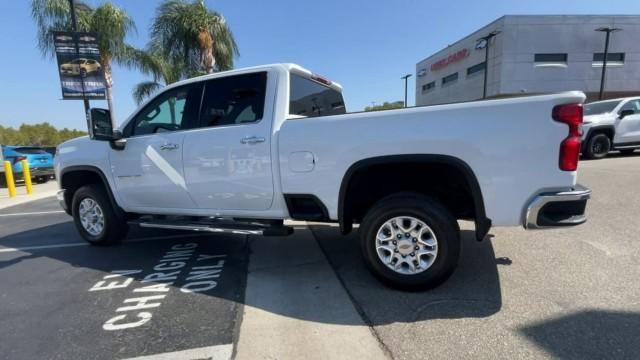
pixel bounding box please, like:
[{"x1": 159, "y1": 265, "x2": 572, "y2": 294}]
[
  {"x1": 0, "y1": 219, "x2": 502, "y2": 326},
  {"x1": 519, "y1": 310, "x2": 640, "y2": 359},
  {"x1": 309, "y1": 224, "x2": 503, "y2": 324}
]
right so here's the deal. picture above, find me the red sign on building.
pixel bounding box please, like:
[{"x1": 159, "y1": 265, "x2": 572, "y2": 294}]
[{"x1": 430, "y1": 48, "x2": 470, "y2": 72}]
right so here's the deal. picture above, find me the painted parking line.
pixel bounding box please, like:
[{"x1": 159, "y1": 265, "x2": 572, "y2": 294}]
[
  {"x1": 0, "y1": 233, "x2": 212, "y2": 253},
  {"x1": 0, "y1": 210, "x2": 66, "y2": 217},
  {"x1": 121, "y1": 344, "x2": 232, "y2": 360}
]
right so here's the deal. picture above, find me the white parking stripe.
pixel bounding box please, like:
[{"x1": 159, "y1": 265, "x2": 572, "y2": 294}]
[
  {"x1": 0, "y1": 210, "x2": 66, "y2": 217},
  {"x1": 0, "y1": 233, "x2": 213, "y2": 253},
  {"x1": 121, "y1": 344, "x2": 232, "y2": 360}
]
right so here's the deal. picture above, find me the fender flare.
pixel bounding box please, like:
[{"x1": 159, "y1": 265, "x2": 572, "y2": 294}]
[
  {"x1": 582, "y1": 125, "x2": 615, "y2": 151},
  {"x1": 60, "y1": 165, "x2": 125, "y2": 218},
  {"x1": 337, "y1": 154, "x2": 491, "y2": 241}
]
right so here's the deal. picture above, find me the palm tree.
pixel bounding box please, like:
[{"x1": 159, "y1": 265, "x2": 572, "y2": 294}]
[
  {"x1": 150, "y1": 0, "x2": 239, "y2": 75},
  {"x1": 131, "y1": 43, "x2": 186, "y2": 105},
  {"x1": 31, "y1": 0, "x2": 139, "y2": 127}
]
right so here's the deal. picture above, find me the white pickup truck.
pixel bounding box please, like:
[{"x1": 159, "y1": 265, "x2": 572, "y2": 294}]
[{"x1": 55, "y1": 63, "x2": 591, "y2": 289}]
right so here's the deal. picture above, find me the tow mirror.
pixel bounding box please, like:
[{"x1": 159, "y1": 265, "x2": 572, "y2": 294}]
[
  {"x1": 619, "y1": 109, "x2": 634, "y2": 119},
  {"x1": 88, "y1": 108, "x2": 126, "y2": 150},
  {"x1": 88, "y1": 108, "x2": 114, "y2": 140}
]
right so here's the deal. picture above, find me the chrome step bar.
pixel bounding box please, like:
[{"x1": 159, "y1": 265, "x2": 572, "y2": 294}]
[
  {"x1": 134, "y1": 220, "x2": 294, "y2": 236},
  {"x1": 138, "y1": 222, "x2": 265, "y2": 235}
]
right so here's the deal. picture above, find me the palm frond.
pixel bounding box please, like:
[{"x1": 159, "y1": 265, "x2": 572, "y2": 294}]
[{"x1": 133, "y1": 81, "x2": 163, "y2": 105}]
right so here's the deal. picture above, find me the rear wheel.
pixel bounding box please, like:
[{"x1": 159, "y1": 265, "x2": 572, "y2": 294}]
[
  {"x1": 619, "y1": 149, "x2": 636, "y2": 155},
  {"x1": 72, "y1": 184, "x2": 128, "y2": 245},
  {"x1": 584, "y1": 133, "x2": 611, "y2": 159},
  {"x1": 34, "y1": 176, "x2": 49, "y2": 184},
  {"x1": 360, "y1": 193, "x2": 460, "y2": 290}
]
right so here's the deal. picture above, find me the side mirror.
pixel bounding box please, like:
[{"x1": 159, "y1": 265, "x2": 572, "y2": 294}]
[
  {"x1": 88, "y1": 108, "x2": 115, "y2": 141},
  {"x1": 619, "y1": 109, "x2": 635, "y2": 119}
]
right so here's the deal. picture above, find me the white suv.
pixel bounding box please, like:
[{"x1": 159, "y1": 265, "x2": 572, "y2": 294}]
[{"x1": 582, "y1": 97, "x2": 640, "y2": 159}]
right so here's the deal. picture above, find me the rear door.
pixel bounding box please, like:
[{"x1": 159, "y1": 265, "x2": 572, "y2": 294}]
[{"x1": 182, "y1": 71, "x2": 275, "y2": 211}]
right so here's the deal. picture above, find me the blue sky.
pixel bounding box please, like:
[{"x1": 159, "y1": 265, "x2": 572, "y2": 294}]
[{"x1": 1, "y1": 0, "x2": 639, "y2": 130}]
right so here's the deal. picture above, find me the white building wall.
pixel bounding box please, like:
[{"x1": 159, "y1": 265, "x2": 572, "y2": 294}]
[{"x1": 415, "y1": 15, "x2": 640, "y2": 106}]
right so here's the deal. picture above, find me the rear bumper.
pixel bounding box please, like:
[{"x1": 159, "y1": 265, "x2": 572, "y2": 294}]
[{"x1": 524, "y1": 184, "x2": 591, "y2": 229}]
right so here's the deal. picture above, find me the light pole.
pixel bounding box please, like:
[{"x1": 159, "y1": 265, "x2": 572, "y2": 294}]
[
  {"x1": 68, "y1": 0, "x2": 90, "y2": 115},
  {"x1": 476, "y1": 30, "x2": 501, "y2": 99},
  {"x1": 595, "y1": 27, "x2": 622, "y2": 100},
  {"x1": 401, "y1": 74, "x2": 412, "y2": 108}
]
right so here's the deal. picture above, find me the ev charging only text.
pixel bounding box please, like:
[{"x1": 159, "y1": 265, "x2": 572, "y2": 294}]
[{"x1": 88, "y1": 242, "x2": 227, "y2": 331}]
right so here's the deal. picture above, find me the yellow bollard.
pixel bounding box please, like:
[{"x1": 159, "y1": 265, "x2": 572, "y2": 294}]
[
  {"x1": 3, "y1": 161, "x2": 16, "y2": 198},
  {"x1": 21, "y1": 160, "x2": 33, "y2": 195}
]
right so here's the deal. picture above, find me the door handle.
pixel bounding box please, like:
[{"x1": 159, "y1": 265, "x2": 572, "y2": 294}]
[
  {"x1": 159, "y1": 143, "x2": 179, "y2": 150},
  {"x1": 241, "y1": 136, "x2": 266, "y2": 145}
]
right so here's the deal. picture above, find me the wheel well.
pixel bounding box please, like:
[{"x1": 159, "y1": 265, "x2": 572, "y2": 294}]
[
  {"x1": 60, "y1": 167, "x2": 121, "y2": 216},
  {"x1": 587, "y1": 127, "x2": 614, "y2": 142},
  {"x1": 339, "y1": 156, "x2": 490, "y2": 240}
]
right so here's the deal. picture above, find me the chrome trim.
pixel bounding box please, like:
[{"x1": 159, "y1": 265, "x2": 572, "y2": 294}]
[
  {"x1": 138, "y1": 222, "x2": 264, "y2": 235},
  {"x1": 524, "y1": 184, "x2": 591, "y2": 229}
]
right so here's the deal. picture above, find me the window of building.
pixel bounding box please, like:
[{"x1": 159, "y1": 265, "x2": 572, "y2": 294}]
[
  {"x1": 421, "y1": 81, "x2": 436, "y2": 93},
  {"x1": 199, "y1": 72, "x2": 267, "y2": 128},
  {"x1": 289, "y1": 74, "x2": 346, "y2": 118},
  {"x1": 534, "y1": 53, "x2": 568, "y2": 67},
  {"x1": 441, "y1": 72, "x2": 458, "y2": 86},
  {"x1": 467, "y1": 62, "x2": 486, "y2": 76},
  {"x1": 593, "y1": 52, "x2": 625, "y2": 67}
]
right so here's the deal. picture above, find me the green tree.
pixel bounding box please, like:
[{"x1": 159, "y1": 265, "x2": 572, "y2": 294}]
[
  {"x1": 364, "y1": 101, "x2": 405, "y2": 112},
  {"x1": 0, "y1": 123, "x2": 86, "y2": 146},
  {"x1": 131, "y1": 43, "x2": 186, "y2": 104},
  {"x1": 150, "y1": 0, "x2": 239, "y2": 75},
  {"x1": 31, "y1": 0, "x2": 141, "y2": 126}
]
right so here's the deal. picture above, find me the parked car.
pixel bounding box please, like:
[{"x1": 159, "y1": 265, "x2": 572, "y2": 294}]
[
  {"x1": 1, "y1": 146, "x2": 55, "y2": 186},
  {"x1": 54, "y1": 64, "x2": 591, "y2": 290},
  {"x1": 59, "y1": 58, "x2": 102, "y2": 77},
  {"x1": 581, "y1": 97, "x2": 640, "y2": 159}
]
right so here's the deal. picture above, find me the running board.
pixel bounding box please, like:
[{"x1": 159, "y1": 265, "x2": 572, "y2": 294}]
[{"x1": 132, "y1": 221, "x2": 294, "y2": 237}]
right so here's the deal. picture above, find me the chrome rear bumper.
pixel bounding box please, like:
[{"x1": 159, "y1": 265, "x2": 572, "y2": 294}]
[{"x1": 524, "y1": 184, "x2": 591, "y2": 229}]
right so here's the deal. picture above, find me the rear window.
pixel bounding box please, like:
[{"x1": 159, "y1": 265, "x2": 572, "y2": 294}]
[
  {"x1": 289, "y1": 74, "x2": 346, "y2": 118},
  {"x1": 584, "y1": 100, "x2": 621, "y2": 116},
  {"x1": 13, "y1": 147, "x2": 47, "y2": 154}
]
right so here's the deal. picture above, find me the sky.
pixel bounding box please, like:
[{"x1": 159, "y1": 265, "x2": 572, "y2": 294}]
[{"x1": 1, "y1": 0, "x2": 639, "y2": 130}]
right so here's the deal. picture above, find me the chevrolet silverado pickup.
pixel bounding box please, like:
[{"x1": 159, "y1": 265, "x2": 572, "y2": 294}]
[{"x1": 54, "y1": 63, "x2": 591, "y2": 289}]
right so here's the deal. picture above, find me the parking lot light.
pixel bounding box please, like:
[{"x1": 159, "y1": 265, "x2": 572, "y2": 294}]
[{"x1": 595, "y1": 27, "x2": 622, "y2": 100}]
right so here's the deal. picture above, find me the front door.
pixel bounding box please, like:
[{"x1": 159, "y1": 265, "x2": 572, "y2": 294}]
[
  {"x1": 110, "y1": 82, "x2": 203, "y2": 210},
  {"x1": 182, "y1": 71, "x2": 275, "y2": 211},
  {"x1": 615, "y1": 99, "x2": 640, "y2": 145}
]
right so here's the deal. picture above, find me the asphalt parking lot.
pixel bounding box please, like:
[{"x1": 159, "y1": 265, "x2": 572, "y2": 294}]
[{"x1": 1, "y1": 152, "x2": 639, "y2": 360}]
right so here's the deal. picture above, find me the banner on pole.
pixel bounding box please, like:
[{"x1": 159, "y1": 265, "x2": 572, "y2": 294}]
[{"x1": 53, "y1": 31, "x2": 106, "y2": 100}]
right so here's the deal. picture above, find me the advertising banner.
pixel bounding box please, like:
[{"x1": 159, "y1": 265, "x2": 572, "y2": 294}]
[{"x1": 53, "y1": 31, "x2": 106, "y2": 100}]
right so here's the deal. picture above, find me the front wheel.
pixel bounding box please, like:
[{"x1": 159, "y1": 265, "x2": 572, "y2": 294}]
[
  {"x1": 584, "y1": 133, "x2": 611, "y2": 159},
  {"x1": 360, "y1": 193, "x2": 460, "y2": 290},
  {"x1": 72, "y1": 184, "x2": 128, "y2": 245}
]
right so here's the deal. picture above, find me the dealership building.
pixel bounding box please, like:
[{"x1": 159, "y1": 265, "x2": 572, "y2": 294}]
[{"x1": 415, "y1": 15, "x2": 640, "y2": 106}]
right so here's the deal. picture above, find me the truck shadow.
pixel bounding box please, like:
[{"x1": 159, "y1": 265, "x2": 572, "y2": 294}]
[
  {"x1": 0, "y1": 220, "x2": 502, "y2": 326},
  {"x1": 309, "y1": 225, "x2": 503, "y2": 324},
  {"x1": 519, "y1": 310, "x2": 640, "y2": 360}
]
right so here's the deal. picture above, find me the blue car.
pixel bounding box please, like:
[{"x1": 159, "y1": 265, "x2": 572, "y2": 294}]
[{"x1": 1, "y1": 145, "x2": 55, "y2": 185}]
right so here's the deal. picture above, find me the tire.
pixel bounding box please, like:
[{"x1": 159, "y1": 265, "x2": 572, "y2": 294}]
[
  {"x1": 584, "y1": 133, "x2": 611, "y2": 159},
  {"x1": 34, "y1": 176, "x2": 49, "y2": 184},
  {"x1": 72, "y1": 184, "x2": 128, "y2": 246},
  {"x1": 619, "y1": 149, "x2": 636, "y2": 155},
  {"x1": 360, "y1": 193, "x2": 460, "y2": 290}
]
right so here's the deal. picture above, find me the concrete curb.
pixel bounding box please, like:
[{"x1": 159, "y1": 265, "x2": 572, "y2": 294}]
[
  {"x1": 235, "y1": 226, "x2": 388, "y2": 360},
  {"x1": 0, "y1": 182, "x2": 59, "y2": 210}
]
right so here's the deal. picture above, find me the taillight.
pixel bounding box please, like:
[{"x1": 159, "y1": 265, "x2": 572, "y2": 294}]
[
  {"x1": 552, "y1": 103, "x2": 583, "y2": 171},
  {"x1": 14, "y1": 156, "x2": 26, "y2": 163}
]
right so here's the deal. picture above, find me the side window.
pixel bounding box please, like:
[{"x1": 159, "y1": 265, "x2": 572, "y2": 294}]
[
  {"x1": 289, "y1": 74, "x2": 346, "y2": 118},
  {"x1": 619, "y1": 100, "x2": 640, "y2": 114},
  {"x1": 130, "y1": 83, "x2": 203, "y2": 136},
  {"x1": 199, "y1": 72, "x2": 267, "y2": 128}
]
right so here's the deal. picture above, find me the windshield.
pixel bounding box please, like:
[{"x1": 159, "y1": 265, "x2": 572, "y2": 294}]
[{"x1": 584, "y1": 100, "x2": 621, "y2": 116}]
